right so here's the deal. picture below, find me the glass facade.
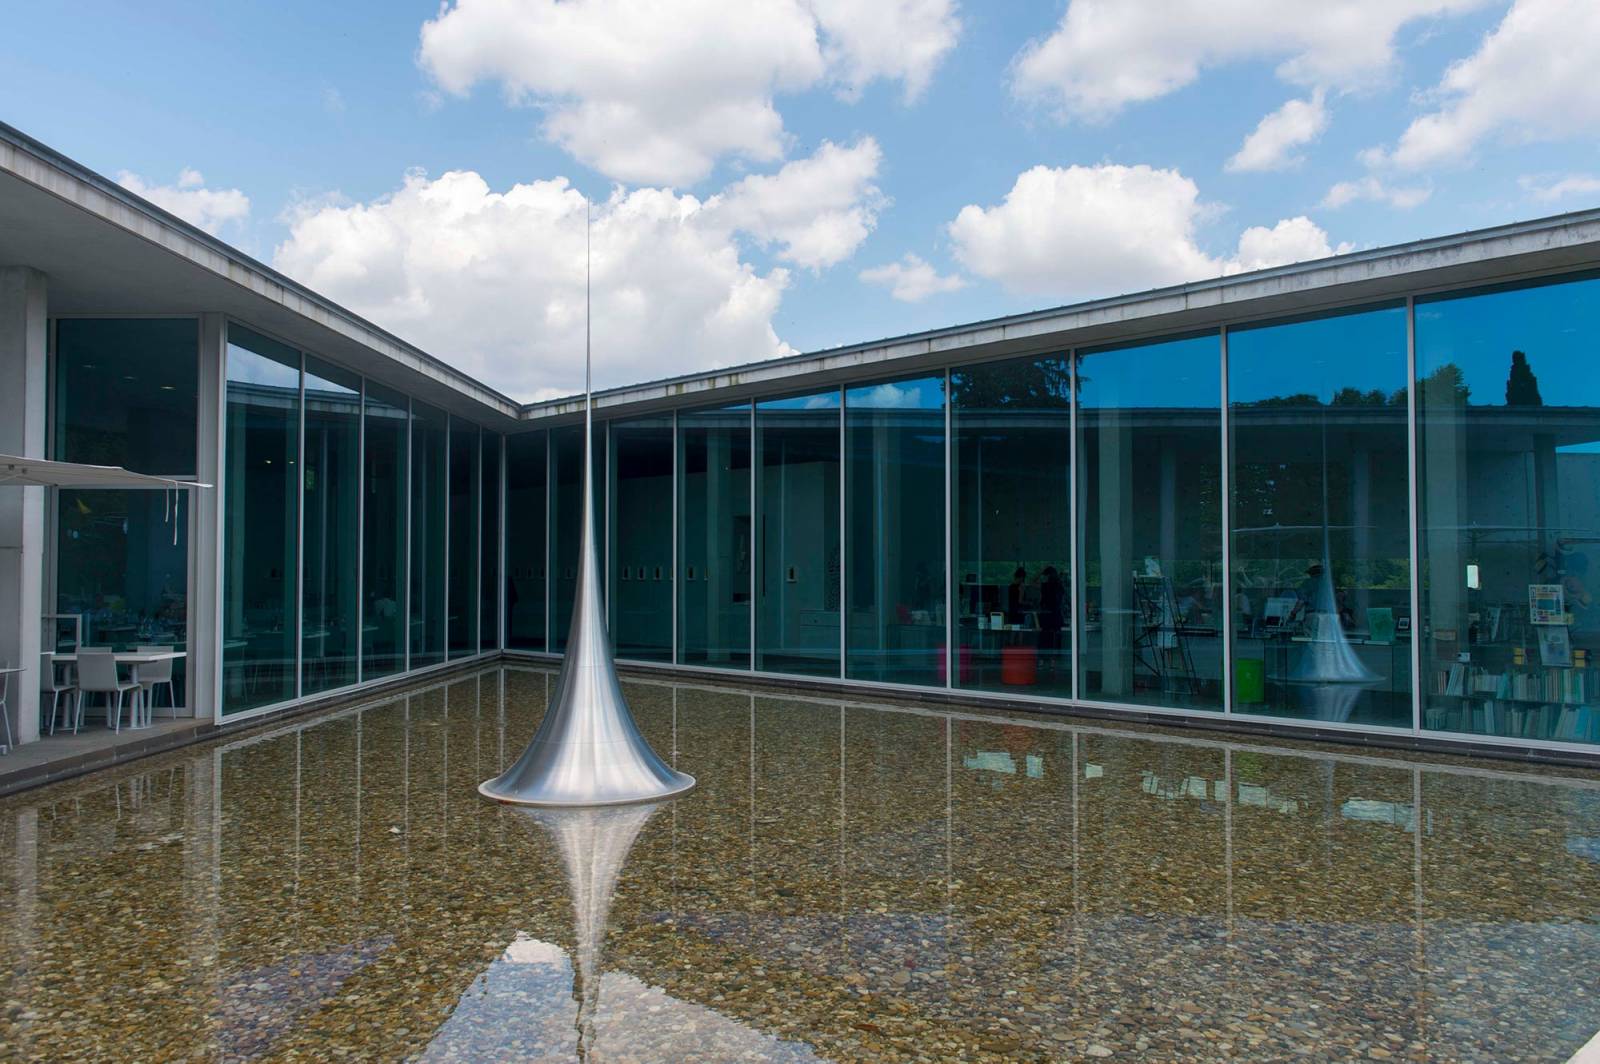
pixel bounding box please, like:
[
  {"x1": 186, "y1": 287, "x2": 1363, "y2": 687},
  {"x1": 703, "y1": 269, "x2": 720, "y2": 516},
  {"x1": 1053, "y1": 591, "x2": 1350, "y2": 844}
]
[
  {"x1": 551, "y1": 425, "x2": 582, "y2": 653},
  {"x1": 1417, "y1": 275, "x2": 1600, "y2": 743},
  {"x1": 505, "y1": 431, "x2": 548, "y2": 651},
  {"x1": 222, "y1": 327, "x2": 300, "y2": 713},
  {"x1": 362, "y1": 382, "x2": 409, "y2": 679},
  {"x1": 1230, "y1": 307, "x2": 1411, "y2": 726},
  {"x1": 953, "y1": 356, "x2": 1072, "y2": 696},
  {"x1": 846, "y1": 376, "x2": 945, "y2": 684},
  {"x1": 301, "y1": 357, "x2": 361, "y2": 695},
  {"x1": 481, "y1": 431, "x2": 501, "y2": 652},
  {"x1": 447, "y1": 416, "x2": 480, "y2": 659},
  {"x1": 678, "y1": 404, "x2": 751, "y2": 668},
  {"x1": 54, "y1": 318, "x2": 198, "y2": 474},
  {"x1": 756, "y1": 392, "x2": 841, "y2": 677},
  {"x1": 610, "y1": 417, "x2": 673, "y2": 661},
  {"x1": 50, "y1": 262, "x2": 1600, "y2": 758},
  {"x1": 551, "y1": 424, "x2": 606, "y2": 652},
  {"x1": 51, "y1": 319, "x2": 197, "y2": 699},
  {"x1": 410, "y1": 401, "x2": 448, "y2": 669},
  {"x1": 1079, "y1": 335, "x2": 1223, "y2": 710}
]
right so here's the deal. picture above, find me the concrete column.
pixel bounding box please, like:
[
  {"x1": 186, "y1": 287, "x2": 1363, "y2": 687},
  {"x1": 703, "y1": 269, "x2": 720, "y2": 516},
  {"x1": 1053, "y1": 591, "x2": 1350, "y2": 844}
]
[
  {"x1": 0, "y1": 267, "x2": 47, "y2": 745},
  {"x1": 192, "y1": 314, "x2": 225, "y2": 721}
]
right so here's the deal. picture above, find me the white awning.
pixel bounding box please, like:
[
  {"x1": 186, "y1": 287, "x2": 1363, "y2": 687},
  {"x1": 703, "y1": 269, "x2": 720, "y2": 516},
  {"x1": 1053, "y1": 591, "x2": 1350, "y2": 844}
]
[{"x1": 0, "y1": 455, "x2": 210, "y2": 490}]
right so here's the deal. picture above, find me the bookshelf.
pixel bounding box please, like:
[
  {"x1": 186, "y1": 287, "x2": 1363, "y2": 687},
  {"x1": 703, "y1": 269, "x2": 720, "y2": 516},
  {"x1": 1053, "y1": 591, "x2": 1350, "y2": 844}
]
[{"x1": 1427, "y1": 661, "x2": 1596, "y2": 741}]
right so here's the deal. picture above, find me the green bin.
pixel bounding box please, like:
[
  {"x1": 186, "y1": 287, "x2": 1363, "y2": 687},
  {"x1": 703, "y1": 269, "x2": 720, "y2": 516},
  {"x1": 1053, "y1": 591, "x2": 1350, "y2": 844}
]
[{"x1": 1234, "y1": 658, "x2": 1265, "y2": 704}]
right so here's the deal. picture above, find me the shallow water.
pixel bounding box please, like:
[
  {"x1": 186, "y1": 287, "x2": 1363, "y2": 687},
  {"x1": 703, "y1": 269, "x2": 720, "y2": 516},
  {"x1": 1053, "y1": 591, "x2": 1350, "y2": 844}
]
[{"x1": 0, "y1": 665, "x2": 1597, "y2": 1062}]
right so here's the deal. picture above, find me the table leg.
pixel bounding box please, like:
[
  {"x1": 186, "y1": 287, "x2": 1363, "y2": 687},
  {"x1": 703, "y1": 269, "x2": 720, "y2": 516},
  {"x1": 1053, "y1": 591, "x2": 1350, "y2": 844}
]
[{"x1": 129, "y1": 664, "x2": 144, "y2": 730}]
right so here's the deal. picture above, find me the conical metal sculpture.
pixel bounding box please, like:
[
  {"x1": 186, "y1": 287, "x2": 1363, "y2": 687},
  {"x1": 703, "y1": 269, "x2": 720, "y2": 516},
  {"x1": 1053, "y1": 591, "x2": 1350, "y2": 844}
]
[{"x1": 480, "y1": 202, "x2": 694, "y2": 807}]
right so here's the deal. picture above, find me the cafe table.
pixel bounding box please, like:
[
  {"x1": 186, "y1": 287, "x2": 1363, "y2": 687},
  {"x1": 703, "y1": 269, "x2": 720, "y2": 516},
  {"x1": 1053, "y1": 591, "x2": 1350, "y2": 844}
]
[{"x1": 40, "y1": 650, "x2": 187, "y2": 730}]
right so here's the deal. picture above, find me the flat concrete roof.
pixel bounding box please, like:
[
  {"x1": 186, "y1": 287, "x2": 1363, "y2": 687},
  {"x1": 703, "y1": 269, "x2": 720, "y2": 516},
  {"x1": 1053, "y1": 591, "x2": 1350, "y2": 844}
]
[
  {"x1": 5, "y1": 120, "x2": 1600, "y2": 433},
  {"x1": 0, "y1": 121, "x2": 523, "y2": 428}
]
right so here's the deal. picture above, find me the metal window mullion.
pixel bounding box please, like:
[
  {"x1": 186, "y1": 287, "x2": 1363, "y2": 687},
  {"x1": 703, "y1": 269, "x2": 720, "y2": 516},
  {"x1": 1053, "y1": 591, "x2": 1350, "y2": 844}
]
[
  {"x1": 356, "y1": 378, "x2": 366, "y2": 686},
  {"x1": 544, "y1": 429, "x2": 552, "y2": 653},
  {"x1": 1407, "y1": 295, "x2": 1423, "y2": 735},
  {"x1": 838, "y1": 388, "x2": 846, "y2": 680},
  {"x1": 404, "y1": 398, "x2": 413, "y2": 674},
  {"x1": 606, "y1": 421, "x2": 614, "y2": 634},
  {"x1": 944, "y1": 369, "x2": 953, "y2": 690},
  {"x1": 672, "y1": 409, "x2": 679, "y2": 666},
  {"x1": 443, "y1": 417, "x2": 451, "y2": 660},
  {"x1": 295, "y1": 353, "x2": 305, "y2": 702},
  {"x1": 749, "y1": 403, "x2": 756, "y2": 671},
  {"x1": 1069, "y1": 350, "x2": 1081, "y2": 702},
  {"x1": 496, "y1": 428, "x2": 502, "y2": 646},
  {"x1": 475, "y1": 425, "x2": 483, "y2": 655},
  {"x1": 1219, "y1": 327, "x2": 1234, "y2": 714}
]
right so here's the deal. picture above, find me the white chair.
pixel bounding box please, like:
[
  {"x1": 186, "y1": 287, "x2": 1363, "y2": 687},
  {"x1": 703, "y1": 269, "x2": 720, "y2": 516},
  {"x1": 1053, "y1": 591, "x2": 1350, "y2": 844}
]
[
  {"x1": 0, "y1": 664, "x2": 12, "y2": 753},
  {"x1": 135, "y1": 645, "x2": 176, "y2": 721},
  {"x1": 41, "y1": 659, "x2": 78, "y2": 735},
  {"x1": 77, "y1": 649, "x2": 140, "y2": 734}
]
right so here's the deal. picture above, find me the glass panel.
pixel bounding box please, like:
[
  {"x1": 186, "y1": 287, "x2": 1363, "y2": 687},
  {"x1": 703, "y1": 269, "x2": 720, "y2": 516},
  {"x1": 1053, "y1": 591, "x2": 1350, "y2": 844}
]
[
  {"x1": 447, "y1": 417, "x2": 480, "y2": 658},
  {"x1": 1417, "y1": 274, "x2": 1600, "y2": 743},
  {"x1": 756, "y1": 391, "x2": 840, "y2": 676},
  {"x1": 409, "y1": 400, "x2": 448, "y2": 668},
  {"x1": 678, "y1": 403, "x2": 752, "y2": 667},
  {"x1": 953, "y1": 357, "x2": 1072, "y2": 695},
  {"x1": 222, "y1": 326, "x2": 299, "y2": 713},
  {"x1": 481, "y1": 430, "x2": 501, "y2": 652},
  {"x1": 54, "y1": 490, "x2": 188, "y2": 706},
  {"x1": 846, "y1": 376, "x2": 946, "y2": 684},
  {"x1": 609, "y1": 417, "x2": 674, "y2": 661},
  {"x1": 362, "y1": 381, "x2": 408, "y2": 679},
  {"x1": 1230, "y1": 305, "x2": 1411, "y2": 726},
  {"x1": 505, "y1": 431, "x2": 548, "y2": 651},
  {"x1": 1079, "y1": 335, "x2": 1222, "y2": 710},
  {"x1": 301, "y1": 356, "x2": 361, "y2": 694},
  {"x1": 551, "y1": 423, "x2": 605, "y2": 652},
  {"x1": 53, "y1": 318, "x2": 198, "y2": 474}
]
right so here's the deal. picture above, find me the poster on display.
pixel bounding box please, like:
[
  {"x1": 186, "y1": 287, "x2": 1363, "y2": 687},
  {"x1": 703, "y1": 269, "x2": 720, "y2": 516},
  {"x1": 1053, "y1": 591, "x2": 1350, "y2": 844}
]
[{"x1": 1529, "y1": 584, "x2": 1566, "y2": 625}]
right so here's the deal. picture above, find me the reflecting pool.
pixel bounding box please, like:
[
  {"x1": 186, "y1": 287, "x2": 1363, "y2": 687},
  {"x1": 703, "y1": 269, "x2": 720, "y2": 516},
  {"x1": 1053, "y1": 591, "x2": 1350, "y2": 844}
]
[{"x1": 0, "y1": 666, "x2": 1598, "y2": 1061}]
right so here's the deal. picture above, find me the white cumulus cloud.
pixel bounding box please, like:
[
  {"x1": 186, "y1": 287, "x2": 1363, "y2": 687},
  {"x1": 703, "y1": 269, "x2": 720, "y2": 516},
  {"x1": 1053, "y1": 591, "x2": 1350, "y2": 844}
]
[
  {"x1": 1369, "y1": 0, "x2": 1600, "y2": 171},
  {"x1": 1321, "y1": 176, "x2": 1433, "y2": 209},
  {"x1": 947, "y1": 164, "x2": 1346, "y2": 299},
  {"x1": 706, "y1": 138, "x2": 885, "y2": 270},
  {"x1": 271, "y1": 139, "x2": 885, "y2": 400},
  {"x1": 1226, "y1": 92, "x2": 1328, "y2": 172},
  {"x1": 1011, "y1": 0, "x2": 1484, "y2": 121},
  {"x1": 809, "y1": 0, "x2": 960, "y2": 102},
  {"x1": 117, "y1": 168, "x2": 250, "y2": 235},
  {"x1": 418, "y1": 0, "x2": 958, "y2": 186},
  {"x1": 859, "y1": 254, "x2": 966, "y2": 302},
  {"x1": 1230, "y1": 217, "x2": 1352, "y2": 273},
  {"x1": 1519, "y1": 173, "x2": 1600, "y2": 202}
]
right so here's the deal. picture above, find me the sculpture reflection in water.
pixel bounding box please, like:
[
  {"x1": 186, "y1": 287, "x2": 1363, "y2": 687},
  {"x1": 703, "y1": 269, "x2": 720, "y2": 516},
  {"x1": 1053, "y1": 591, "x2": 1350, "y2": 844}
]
[
  {"x1": 520, "y1": 801, "x2": 662, "y2": 1061},
  {"x1": 480, "y1": 201, "x2": 693, "y2": 807}
]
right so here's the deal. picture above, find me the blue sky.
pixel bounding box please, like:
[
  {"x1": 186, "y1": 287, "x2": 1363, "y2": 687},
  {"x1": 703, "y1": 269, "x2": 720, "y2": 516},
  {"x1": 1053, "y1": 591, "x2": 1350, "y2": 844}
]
[{"x1": 5, "y1": 0, "x2": 1598, "y2": 400}]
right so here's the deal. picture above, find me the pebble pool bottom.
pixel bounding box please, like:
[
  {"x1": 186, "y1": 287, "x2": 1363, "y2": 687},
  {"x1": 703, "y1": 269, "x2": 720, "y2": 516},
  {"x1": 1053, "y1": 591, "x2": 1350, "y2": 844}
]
[{"x1": 0, "y1": 664, "x2": 1596, "y2": 1062}]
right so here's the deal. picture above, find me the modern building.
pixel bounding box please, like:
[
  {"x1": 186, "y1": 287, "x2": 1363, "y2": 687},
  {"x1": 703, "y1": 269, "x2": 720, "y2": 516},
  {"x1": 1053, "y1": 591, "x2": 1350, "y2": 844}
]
[{"x1": 3, "y1": 120, "x2": 1599, "y2": 761}]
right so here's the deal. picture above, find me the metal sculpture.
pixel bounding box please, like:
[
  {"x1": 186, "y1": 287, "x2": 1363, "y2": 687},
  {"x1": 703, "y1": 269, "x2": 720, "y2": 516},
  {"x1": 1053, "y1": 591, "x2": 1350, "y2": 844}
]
[{"x1": 480, "y1": 200, "x2": 694, "y2": 807}]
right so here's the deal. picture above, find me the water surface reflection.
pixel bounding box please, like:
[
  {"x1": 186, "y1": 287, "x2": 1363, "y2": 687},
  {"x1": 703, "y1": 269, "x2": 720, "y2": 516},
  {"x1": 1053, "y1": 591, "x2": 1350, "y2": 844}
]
[{"x1": 0, "y1": 666, "x2": 1597, "y2": 1061}]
